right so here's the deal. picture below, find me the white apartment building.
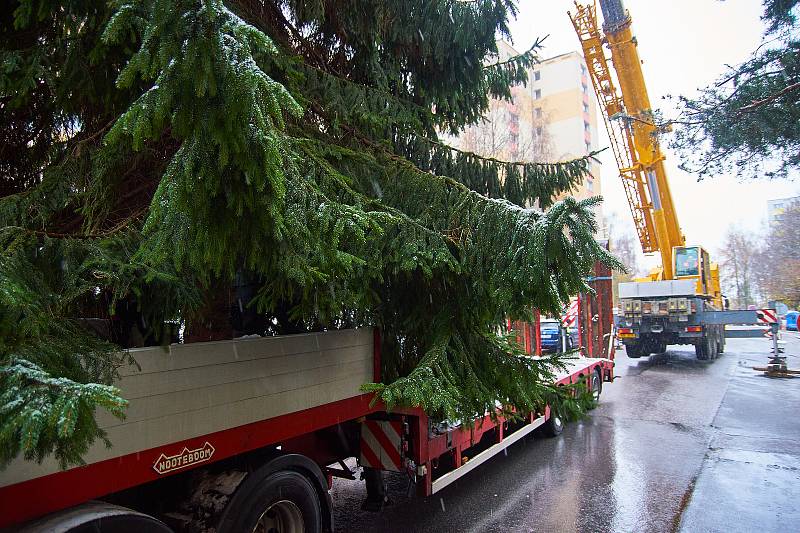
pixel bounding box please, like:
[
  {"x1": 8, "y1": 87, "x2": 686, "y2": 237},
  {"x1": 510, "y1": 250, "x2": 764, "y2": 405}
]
[{"x1": 528, "y1": 51, "x2": 602, "y2": 200}]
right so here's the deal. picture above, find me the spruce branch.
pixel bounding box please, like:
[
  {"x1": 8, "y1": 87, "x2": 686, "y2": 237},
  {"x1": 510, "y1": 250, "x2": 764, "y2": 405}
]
[
  {"x1": 482, "y1": 37, "x2": 547, "y2": 71},
  {"x1": 738, "y1": 80, "x2": 800, "y2": 113},
  {"x1": 0, "y1": 359, "x2": 127, "y2": 469}
]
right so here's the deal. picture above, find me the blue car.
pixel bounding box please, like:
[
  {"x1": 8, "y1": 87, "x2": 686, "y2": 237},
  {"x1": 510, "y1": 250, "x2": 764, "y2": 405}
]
[
  {"x1": 787, "y1": 311, "x2": 799, "y2": 331},
  {"x1": 540, "y1": 319, "x2": 572, "y2": 353}
]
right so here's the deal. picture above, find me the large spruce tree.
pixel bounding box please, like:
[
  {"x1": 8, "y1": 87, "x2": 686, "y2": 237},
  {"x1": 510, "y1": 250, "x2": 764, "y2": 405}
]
[
  {"x1": 672, "y1": 0, "x2": 799, "y2": 179},
  {"x1": 0, "y1": 0, "x2": 618, "y2": 468}
]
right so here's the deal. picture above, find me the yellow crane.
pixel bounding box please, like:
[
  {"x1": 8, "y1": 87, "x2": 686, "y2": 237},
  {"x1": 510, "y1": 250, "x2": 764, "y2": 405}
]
[{"x1": 569, "y1": 0, "x2": 722, "y2": 308}]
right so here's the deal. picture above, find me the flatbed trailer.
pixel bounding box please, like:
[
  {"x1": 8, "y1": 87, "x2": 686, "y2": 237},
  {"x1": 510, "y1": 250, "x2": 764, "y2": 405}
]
[{"x1": 0, "y1": 328, "x2": 613, "y2": 532}]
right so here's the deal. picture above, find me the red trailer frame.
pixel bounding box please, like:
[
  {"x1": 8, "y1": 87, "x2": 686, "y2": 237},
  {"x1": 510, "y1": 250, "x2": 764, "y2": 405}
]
[
  {"x1": 404, "y1": 356, "x2": 613, "y2": 497},
  {"x1": 1, "y1": 324, "x2": 614, "y2": 530}
]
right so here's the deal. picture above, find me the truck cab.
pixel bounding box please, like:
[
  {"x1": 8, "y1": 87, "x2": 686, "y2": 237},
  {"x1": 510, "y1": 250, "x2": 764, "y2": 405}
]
[{"x1": 673, "y1": 245, "x2": 722, "y2": 309}]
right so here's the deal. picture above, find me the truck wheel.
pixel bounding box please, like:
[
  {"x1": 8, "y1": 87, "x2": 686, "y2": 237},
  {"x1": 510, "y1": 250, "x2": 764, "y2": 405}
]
[
  {"x1": 626, "y1": 343, "x2": 643, "y2": 358},
  {"x1": 218, "y1": 470, "x2": 322, "y2": 533},
  {"x1": 695, "y1": 337, "x2": 712, "y2": 361}
]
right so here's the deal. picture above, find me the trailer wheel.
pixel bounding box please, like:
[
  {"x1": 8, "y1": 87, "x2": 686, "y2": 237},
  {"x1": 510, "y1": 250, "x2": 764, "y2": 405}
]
[
  {"x1": 20, "y1": 503, "x2": 172, "y2": 533},
  {"x1": 218, "y1": 470, "x2": 322, "y2": 533},
  {"x1": 590, "y1": 370, "x2": 602, "y2": 402},
  {"x1": 539, "y1": 411, "x2": 564, "y2": 438}
]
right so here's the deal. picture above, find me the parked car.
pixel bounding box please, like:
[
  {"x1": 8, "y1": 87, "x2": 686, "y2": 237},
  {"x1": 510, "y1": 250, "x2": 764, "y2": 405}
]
[
  {"x1": 540, "y1": 319, "x2": 572, "y2": 353},
  {"x1": 786, "y1": 311, "x2": 799, "y2": 331}
]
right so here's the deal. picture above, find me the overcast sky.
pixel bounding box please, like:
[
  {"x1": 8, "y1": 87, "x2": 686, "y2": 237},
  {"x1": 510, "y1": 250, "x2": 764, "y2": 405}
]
[{"x1": 506, "y1": 0, "x2": 798, "y2": 269}]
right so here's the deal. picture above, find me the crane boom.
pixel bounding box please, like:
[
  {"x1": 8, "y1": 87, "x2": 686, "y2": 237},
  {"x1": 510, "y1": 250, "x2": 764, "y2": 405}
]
[
  {"x1": 570, "y1": 0, "x2": 684, "y2": 280},
  {"x1": 569, "y1": 2, "x2": 738, "y2": 361}
]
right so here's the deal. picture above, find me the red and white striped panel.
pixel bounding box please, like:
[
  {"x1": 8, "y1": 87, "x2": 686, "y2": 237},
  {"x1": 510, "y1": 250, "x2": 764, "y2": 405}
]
[
  {"x1": 758, "y1": 309, "x2": 777, "y2": 325},
  {"x1": 360, "y1": 419, "x2": 404, "y2": 472},
  {"x1": 562, "y1": 299, "x2": 579, "y2": 328}
]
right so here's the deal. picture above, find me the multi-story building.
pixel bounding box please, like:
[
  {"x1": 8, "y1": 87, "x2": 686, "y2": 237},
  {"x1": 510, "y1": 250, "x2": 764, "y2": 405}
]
[
  {"x1": 454, "y1": 41, "x2": 543, "y2": 164},
  {"x1": 528, "y1": 51, "x2": 602, "y2": 204},
  {"x1": 768, "y1": 196, "x2": 799, "y2": 225},
  {"x1": 453, "y1": 44, "x2": 603, "y2": 229}
]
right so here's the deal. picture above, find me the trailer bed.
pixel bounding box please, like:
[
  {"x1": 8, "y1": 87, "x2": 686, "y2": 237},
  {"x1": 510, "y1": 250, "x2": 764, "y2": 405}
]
[
  {"x1": 0, "y1": 328, "x2": 376, "y2": 526},
  {"x1": 0, "y1": 331, "x2": 615, "y2": 528},
  {"x1": 408, "y1": 354, "x2": 614, "y2": 496}
]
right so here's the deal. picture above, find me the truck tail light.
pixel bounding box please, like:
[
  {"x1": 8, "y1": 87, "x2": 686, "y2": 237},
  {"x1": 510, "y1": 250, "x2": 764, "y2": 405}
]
[
  {"x1": 686, "y1": 325, "x2": 702, "y2": 333},
  {"x1": 618, "y1": 327, "x2": 636, "y2": 338}
]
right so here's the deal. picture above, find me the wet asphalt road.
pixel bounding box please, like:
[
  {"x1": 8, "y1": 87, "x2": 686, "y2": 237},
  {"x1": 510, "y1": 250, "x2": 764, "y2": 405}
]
[{"x1": 330, "y1": 333, "x2": 800, "y2": 532}]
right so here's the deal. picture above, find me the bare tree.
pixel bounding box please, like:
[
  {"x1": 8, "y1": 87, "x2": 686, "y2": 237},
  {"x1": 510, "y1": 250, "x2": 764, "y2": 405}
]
[
  {"x1": 718, "y1": 227, "x2": 761, "y2": 309},
  {"x1": 611, "y1": 232, "x2": 639, "y2": 274},
  {"x1": 606, "y1": 213, "x2": 642, "y2": 306},
  {"x1": 456, "y1": 86, "x2": 553, "y2": 163},
  {"x1": 759, "y1": 201, "x2": 800, "y2": 308}
]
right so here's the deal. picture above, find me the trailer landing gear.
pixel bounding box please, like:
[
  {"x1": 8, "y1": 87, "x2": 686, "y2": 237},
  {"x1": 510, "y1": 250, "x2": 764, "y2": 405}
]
[{"x1": 361, "y1": 467, "x2": 392, "y2": 512}]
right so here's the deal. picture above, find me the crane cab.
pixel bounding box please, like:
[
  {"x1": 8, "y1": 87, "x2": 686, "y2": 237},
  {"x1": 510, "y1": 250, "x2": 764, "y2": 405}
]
[{"x1": 673, "y1": 246, "x2": 722, "y2": 308}]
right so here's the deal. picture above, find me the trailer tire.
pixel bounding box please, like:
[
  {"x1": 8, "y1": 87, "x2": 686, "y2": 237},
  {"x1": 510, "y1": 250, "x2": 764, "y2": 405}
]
[
  {"x1": 590, "y1": 370, "x2": 602, "y2": 402},
  {"x1": 69, "y1": 515, "x2": 172, "y2": 533},
  {"x1": 217, "y1": 470, "x2": 322, "y2": 533},
  {"x1": 17, "y1": 502, "x2": 171, "y2": 533},
  {"x1": 539, "y1": 411, "x2": 564, "y2": 438}
]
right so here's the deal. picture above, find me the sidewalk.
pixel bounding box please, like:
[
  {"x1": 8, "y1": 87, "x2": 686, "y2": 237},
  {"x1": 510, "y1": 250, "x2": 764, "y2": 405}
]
[{"x1": 679, "y1": 337, "x2": 800, "y2": 532}]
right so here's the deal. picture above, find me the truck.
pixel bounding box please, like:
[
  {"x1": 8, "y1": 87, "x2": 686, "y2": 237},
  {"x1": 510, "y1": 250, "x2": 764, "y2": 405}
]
[
  {"x1": 570, "y1": 1, "x2": 743, "y2": 360},
  {"x1": 617, "y1": 273, "x2": 726, "y2": 360},
  {"x1": 1, "y1": 316, "x2": 615, "y2": 532}
]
